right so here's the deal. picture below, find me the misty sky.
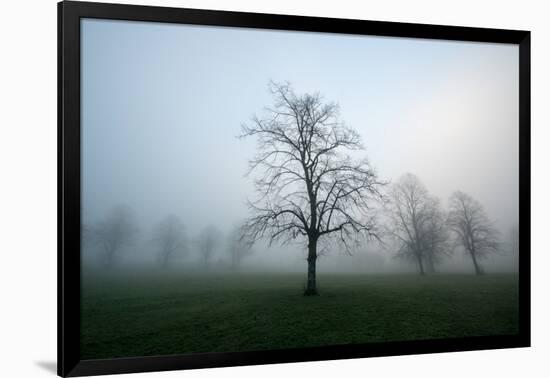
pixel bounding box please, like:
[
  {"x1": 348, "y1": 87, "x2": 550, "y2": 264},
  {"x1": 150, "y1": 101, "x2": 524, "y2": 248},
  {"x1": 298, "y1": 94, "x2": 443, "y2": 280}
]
[{"x1": 81, "y1": 19, "x2": 519, "y2": 258}]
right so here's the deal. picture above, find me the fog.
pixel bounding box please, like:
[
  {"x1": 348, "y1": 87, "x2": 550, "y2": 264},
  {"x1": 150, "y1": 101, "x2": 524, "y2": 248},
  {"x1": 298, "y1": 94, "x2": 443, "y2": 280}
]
[{"x1": 81, "y1": 19, "x2": 519, "y2": 274}]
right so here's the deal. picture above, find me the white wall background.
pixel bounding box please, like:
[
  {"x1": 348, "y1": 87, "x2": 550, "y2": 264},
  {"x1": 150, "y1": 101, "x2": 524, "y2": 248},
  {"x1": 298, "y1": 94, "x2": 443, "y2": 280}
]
[{"x1": 0, "y1": 0, "x2": 547, "y2": 377}]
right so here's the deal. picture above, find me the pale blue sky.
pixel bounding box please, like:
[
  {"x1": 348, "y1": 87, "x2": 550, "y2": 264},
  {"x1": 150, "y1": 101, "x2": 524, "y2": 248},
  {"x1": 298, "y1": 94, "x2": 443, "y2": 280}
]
[{"x1": 81, "y1": 18, "x2": 518, "y2": 237}]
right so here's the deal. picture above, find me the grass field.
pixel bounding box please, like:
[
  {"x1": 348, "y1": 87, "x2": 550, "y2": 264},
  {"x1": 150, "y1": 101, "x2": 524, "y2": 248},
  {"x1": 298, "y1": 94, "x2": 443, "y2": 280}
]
[{"x1": 81, "y1": 271, "x2": 519, "y2": 360}]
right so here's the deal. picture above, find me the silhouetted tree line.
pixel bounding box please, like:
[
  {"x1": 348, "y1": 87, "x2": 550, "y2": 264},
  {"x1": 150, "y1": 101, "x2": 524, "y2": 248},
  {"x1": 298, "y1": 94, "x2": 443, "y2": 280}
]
[{"x1": 84, "y1": 211, "x2": 254, "y2": 270}]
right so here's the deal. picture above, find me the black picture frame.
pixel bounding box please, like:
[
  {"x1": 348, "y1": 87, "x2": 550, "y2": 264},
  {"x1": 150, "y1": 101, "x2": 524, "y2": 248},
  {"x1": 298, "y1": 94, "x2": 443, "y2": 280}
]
[{"x1": 58, "y1": 1, "x2": 531, "y2": 376}]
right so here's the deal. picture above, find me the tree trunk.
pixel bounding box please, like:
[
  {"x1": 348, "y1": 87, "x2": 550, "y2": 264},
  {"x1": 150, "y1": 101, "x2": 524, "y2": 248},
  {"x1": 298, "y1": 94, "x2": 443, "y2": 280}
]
[
  {"x1": 425, "y1": 251, "x2": 436, "y2": 274},
  {"x1": 470, "y1": 250, "x2": 483, "y2": 275},
  {"x1": 416, "y1": 252, "x2": 425, "y2": 275},
  {"x1": 304, "y1": 239, "x2": 318, "y2": 296}
]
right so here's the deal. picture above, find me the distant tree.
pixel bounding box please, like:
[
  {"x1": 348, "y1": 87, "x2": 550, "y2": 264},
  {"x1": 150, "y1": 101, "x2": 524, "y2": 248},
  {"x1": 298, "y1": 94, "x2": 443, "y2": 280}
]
[
  {"x1": 196, "y1": 225, "x2": 222, "y2": 268},
  {"x1": 240, "y1": 81, "x2": 385, "y2": 295},
  {"x1": 226, "y1": 226, "x2": 254, "y2": 269},
  {"x1": 151, "y1": 215, "x2": 187, "y2": 268},
  {"x1": 93, "y1": 205, "x2": 138, "y2": 267},
  {"x1": 386, "y1": 174, "x2": 449, "y2": 274},
  {"x1": 447, "y1": 191, "x2": 499, "y2": 275}
]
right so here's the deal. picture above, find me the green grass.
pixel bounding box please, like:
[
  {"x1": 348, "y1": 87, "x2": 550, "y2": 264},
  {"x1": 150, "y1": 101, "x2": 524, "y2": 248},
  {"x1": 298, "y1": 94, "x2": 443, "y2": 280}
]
[{"x1": 81, "y1": 271, "x2": 519, "y2": 360}]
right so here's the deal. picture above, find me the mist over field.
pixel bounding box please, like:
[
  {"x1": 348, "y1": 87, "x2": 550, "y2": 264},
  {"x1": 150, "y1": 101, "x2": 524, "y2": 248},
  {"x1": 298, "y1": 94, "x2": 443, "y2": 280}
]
[
  {"x1": 81, "y1": 19, "x2": 518, "y2": 276},
  {"x1": 79, "y1": 18, "x2": 520, "y2": 359}
]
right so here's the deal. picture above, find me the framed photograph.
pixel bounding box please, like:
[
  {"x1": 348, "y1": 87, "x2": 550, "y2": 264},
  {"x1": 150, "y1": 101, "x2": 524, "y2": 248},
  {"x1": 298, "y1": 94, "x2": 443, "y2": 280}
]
[{"x1": 58, "y1": 1, "x2": 530, "y2": 376}]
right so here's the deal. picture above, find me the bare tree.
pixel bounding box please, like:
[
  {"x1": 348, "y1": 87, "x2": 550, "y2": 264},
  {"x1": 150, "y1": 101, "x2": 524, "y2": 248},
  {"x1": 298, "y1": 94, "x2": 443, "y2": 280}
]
[
  {"x1": 93, "y1": 205, "x2": 138, "y2": 267},
  {"x1": 448, "y1": 191, "x2": 499, "y2": 275},
  {"x1": 227, "y1": 226, "x2": 254, "y2": 269},
  {"x1": 196, "y1": 225, "x2": 222, "y2": 268},
  {"x1": 151, "y1": 215, "x2": 187, "y2": 268},
  {"x1": 386, "y1": 174, "x2": 450, "y2": 274},
  {"x1": 240, "y1": 81, "x2": 385, "y2": 295}
]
